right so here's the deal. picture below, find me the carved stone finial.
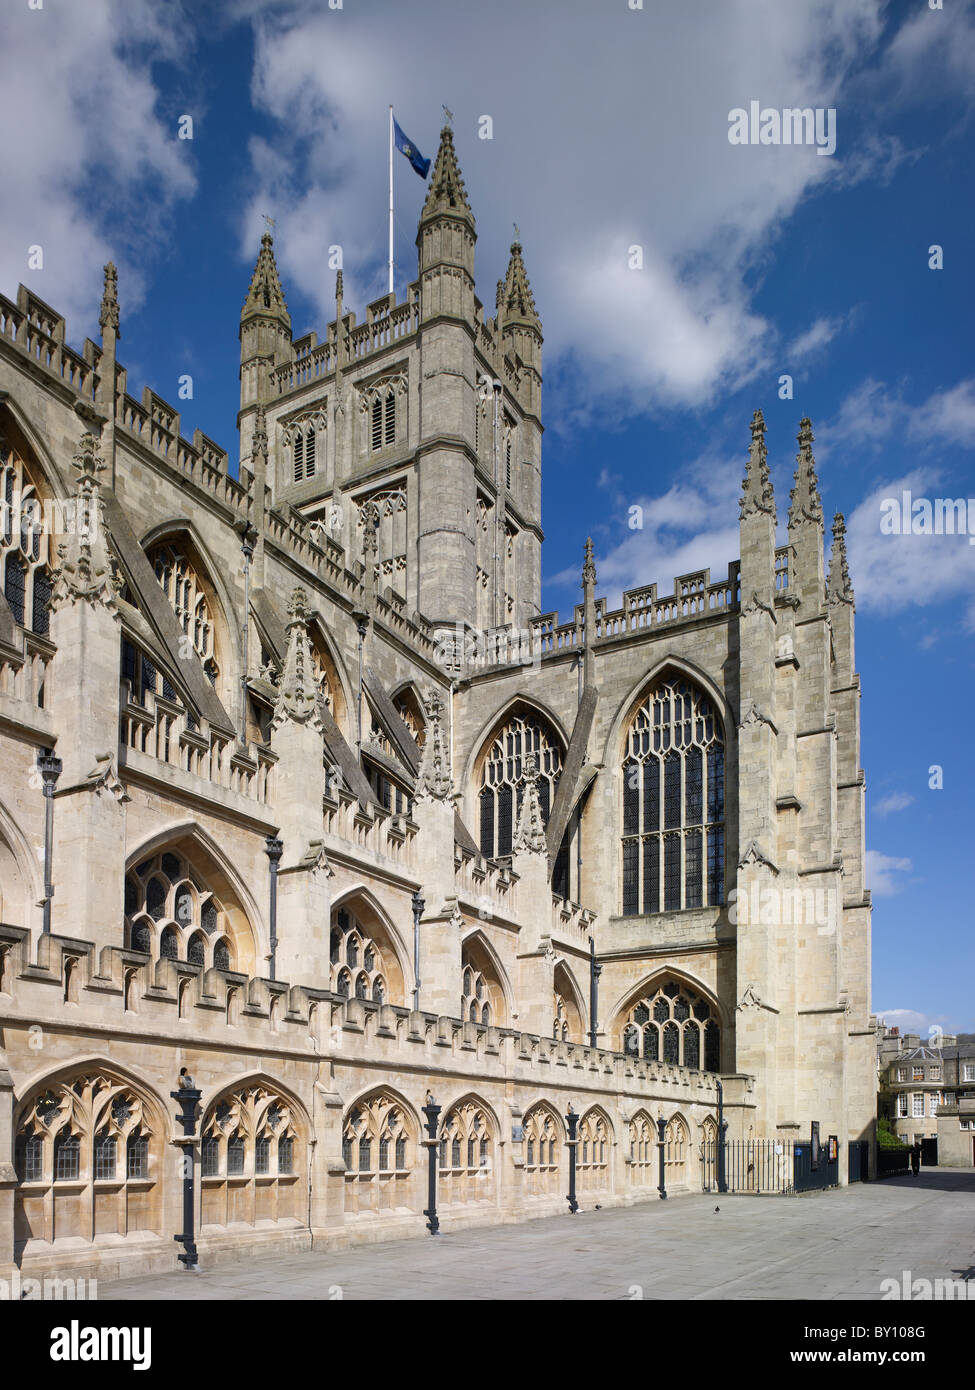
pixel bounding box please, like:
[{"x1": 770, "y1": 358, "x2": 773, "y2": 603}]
[
  {"x1": 788, "y1": 416, "x2": 824, "y2": 531},
  {"x1": 99, "y1": 262, "x2": 120, "y2": 338},
  {"x1": 512, "y1": 753, "x2": 547, "y2": 855},
  {"x1": 828, "y1": 511, "x2": 854, "y2": 606},
  {"x1": 49, "y1": 431, "x2": 119, "y2": 616},
  {"x1": 414, "y1": 689, "x2": 453, "y2": 801},
  {"x1": 739, "y1": 408, "x2": 775, "y2": 521},
  {"x1": 272, "y1": 588, "x2": 323, "y2": 732},
  {"x1": 582, "y1": 537, "x2": 596, "y2": 589}
]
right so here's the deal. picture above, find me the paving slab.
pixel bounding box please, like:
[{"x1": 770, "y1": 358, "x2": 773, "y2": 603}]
[{"x1": 96, "y1": 1170, "x2": 975, "y2": 1301}]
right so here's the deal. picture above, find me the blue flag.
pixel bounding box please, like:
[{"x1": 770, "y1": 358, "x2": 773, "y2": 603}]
[{"x1": 393, "y1": 117, "x2": 430, "y2": 179}]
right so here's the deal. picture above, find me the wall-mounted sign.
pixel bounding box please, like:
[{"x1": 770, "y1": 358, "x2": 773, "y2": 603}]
[
  {"x1": 828, "y1": 1135, "x2": 838, "y2": 1162},
  {"x1": 511, "y1": 1124, "x2": 524, "y2": 1143},
  {"x1": 810, "y1": 1121, "x2": 821, "y2": 1169}
]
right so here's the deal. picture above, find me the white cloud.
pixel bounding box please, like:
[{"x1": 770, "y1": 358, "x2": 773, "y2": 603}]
[
  {"x1": 844, "y1": 468, "x2": 975, "y2": 627},
  {"x1": 788, "y1": 315, "x2": 847, "y2": 361},
  {"x1": 865, "y1": 849, "x2": 914, "y2": 897},
  {"x1": 238, "y1": 0, "x2": 893, "y2": 422},
  {"x1": 0, "y1": 1, "x2": 196, "y2": 333},
  {"x1": 548, "y1": 450, "x2": 742, "y2": 604},
  {"x1": 873, "y1": 792, "x2": 914, "y2": 817},
  {"x1": 876, "y1": 1009, "x2": 952, "y2": 1038}
]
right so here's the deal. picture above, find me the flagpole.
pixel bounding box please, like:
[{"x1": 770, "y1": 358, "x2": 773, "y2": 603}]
[{"x1": 388, "y1": 105, "x2": 394, "y2": 295}]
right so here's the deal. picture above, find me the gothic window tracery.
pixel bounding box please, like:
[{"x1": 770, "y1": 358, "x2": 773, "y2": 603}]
[
  {"x1": 286, "y1": 414, "x2": 323, "y2": 484},
  {"x1": 477, "y1": 710, "x2": 563, "y2": 860},
  {"x1": 0, "y1": 435, "x2": 53, "y2": 636},
  {"x1": 665, "y1": 1115, "x2": 689, "y2": 1180},
  {"x1": 553, "y1": 992, "x2": 569, "y2": 1041},
  {"x1": 14, "y1": 1072, "x2": 159, "y2": 1249},
  {"x1": 124, "y1": 851, "x2": 234, "y2": 972},
  {"x1": 342, "y1": 1092, "x2": 413, "y2": 1215},
  {"x1": 329, "y1": 907, "x2": 389, "y2": 1004},
  {"x1": 355, "y1": 488, "x2": 407, "y2": 600},
  {"x1": 461, "y1": 966, "x2": 491, "y2": 1026},
  {"x1": 360, "y1": 374, "x2": 406, "y2": 455},
  {"x1": 438, "y1": 1101, "x2": 493, "y2": 1205},
  {"x1": 522, "y1": 1104, "x2": 561, "y2": 1196},
  {"x1": 621, "y1": 676, "x2": 724, "y2": 915},
  {"x1": 146, "y1": 542, "x2": 219, "y2": 685},
  {"x1": 621, "y1": 979, "x2": 720, "y2": 1072},
  {"x1": 577, "y1": 1109, "x2": 610, "y2": 1191},
  {"x1": 200, "y1": 1085, "x2": 301, "y2": 1228},
  {"x1": 628, "y1": 1112, "x2": 655, "y2": 1184}
]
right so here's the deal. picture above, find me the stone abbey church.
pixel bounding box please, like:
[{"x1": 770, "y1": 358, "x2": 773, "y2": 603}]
[{"x1": 0, "y1": 126, "x2": 875, "y2": 1283}]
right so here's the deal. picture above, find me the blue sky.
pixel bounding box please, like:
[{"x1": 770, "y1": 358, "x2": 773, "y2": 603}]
[{"x1": 2, "y1": 0, "x2": 973, "y2": 1032}]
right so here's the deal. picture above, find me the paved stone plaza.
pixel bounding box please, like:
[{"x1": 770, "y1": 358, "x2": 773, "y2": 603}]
[{"x1": 98, "y1": 1171, "x2": 975, "y2": 1301}]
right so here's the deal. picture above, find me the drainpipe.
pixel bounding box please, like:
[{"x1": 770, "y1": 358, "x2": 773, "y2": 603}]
[
  {"x1": 237, "y1": 523, "x2": 257, "y2": 747},
  {"x1": 588, "y1": 934, "x2": 601, "y2": 1049},
  {"x1": 37, "y1": 748, "x2": 62, "y2": 935},
  {"x1": 265, "y1": 836, "x2": 283, "y2": 980},
  {"x1": 411, "y1": 890, "x2": 425, "y2": 1013}
]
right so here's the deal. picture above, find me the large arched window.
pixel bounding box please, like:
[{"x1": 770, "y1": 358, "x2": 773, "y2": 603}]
[
  {"x1": 460, "y1": 935, "x2": 507, "y2": 1028},
  {"x1": 522, "y1": 1104, "x2": 561, "y2": 1197},
  {"x1": 628, "y1": 1111, "x2": 655, "y2": 1186},
  {"x1": 577, "y1": 1108, "x2": 611, "y2": 1193},
  {"x1": 14, "y1": 1070, "x2": 160, "y2": 1253},
  {"x1": 621, "y1": 978, "x2": 721, "y2": 1072},
  {"x1": 146, "y1": 540, "x2": 220, "y2": 686},
  {"x1": 342, "y1": 1092, "x2": 414, "y2": 1216},
  {"x1": 330, "y1": 906, "x2": 390, "y2": 1004},
  {"x1": 477, "y1": 709, "x2": 563, "y2": 860},
  {"x1": 0, "y1": 433, "x2": 53, "y2": 637},
  {"x1": 200, "y1": 1084, "x2": 302, "y2": 1228},
  {"x1": 621, "y1": 675, "x2": 724, "y2": 916},
  {"x1": 438, "y1": 1100, "x2": 494, "y2": 1206},
  {"x1": 124, "y1": 850, "x2": 235, "y2": 974}
]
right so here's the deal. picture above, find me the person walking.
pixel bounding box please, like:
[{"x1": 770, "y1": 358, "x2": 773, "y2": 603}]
[{"x1": 911, "y1": 1141, "x2": 921, "y2": 1176}]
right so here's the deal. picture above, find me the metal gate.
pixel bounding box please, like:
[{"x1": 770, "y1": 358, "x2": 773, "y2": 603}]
[
  {"x1": 848, "y1": 1139, "x2": 869, "y2": 1183},
  {"x1": 793, "y1": 1141, "x2": 839, "y2": 1192},
  {"x1": 704, "y1": 1137, "x2": 841, "y2": 1194}
]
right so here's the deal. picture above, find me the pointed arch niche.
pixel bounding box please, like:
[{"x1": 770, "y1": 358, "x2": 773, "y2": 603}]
[{"x1": 124, "y1": 830, "x2": 260, "y2": 975}]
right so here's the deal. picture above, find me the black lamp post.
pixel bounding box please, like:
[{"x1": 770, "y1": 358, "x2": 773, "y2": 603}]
[
  {"x1": 657, "y1": 1113, "x2": 668, "y2": 1200},
  {"x1": 171, "y1": 1069, "x2": 202, "y2": 1270},
  {"x1": 37, "y1": 748, "x2": 61, "y2": 935},
  {"x1": 411, "y1": 890, "x2": 425, "y2": 1013},
  {"x1": 565, "y1": 1104, "x2": 579, "y2": 1214},
  {"x1": 716, "y1": 1077, "x2": 728, "y2": 1195},
  {"x1": 265, "y1": 836, "x2": 283, "y2": 980},
  {"x1": 421, "y1": 1092, "x2": 441, "y2": 1235},
  {"x1": 588, "y1": 936, "x2": 601, "y2": 1049}
]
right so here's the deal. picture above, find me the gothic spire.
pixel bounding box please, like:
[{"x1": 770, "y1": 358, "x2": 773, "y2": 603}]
[
  {"x1": 50, "y1": 432, "x2": 119, "y2": 615},
  {"x1": 512, "y1": 754, "x2": 547, "y2": 855},
  {"x1": 414, "y1": 689, "x2": 453, "y2": 801},
  {"x1": 99, "y1": 262, "x2": 120, "y2": 341},
  {"x1": 420, "y1": 126, "x2": 473, "y2": 223},
  {"x1": 828, "y1": 512, "x2": 854, "y2": 605},
  {"x1": 500, "y1": 235, "x2": 540, "y2": 327},
  {"x1": 788, "y1": 417, "x2": 824, "y2": 531},
  {"x1": 242, "y1": 232, "x2": 291, "y2": 327},
  {"x1": 272, "y1": 588, "x2": 322, "y2": 731},
  {"x1": 740, "y1": 409, "x2": 775, "y2": 521}
]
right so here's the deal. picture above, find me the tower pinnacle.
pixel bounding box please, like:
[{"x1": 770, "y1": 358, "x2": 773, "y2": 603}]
[
  {"x1": 740, "y1": 409, "x2": 775, "y2": 521},
  {"x1": 420, "y1": 126, "x2": 473, "y2": 223},
  {"x1": 242, "y1": 232, "x2": 291, "y2": 328},
  {"x1": 788, "y1": 418, "x2": 824, "y2": 532},
  {"x1": 828, "y1": 513, "x2": 854, "y2": 605},
  {"x1": 500, "y1": 235, "x2": 540, "y2": 328}
]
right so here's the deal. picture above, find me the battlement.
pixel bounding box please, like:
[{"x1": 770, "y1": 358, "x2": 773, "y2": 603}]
[{"x1": 0, "y1": 923, "x2": 724, "y2": 1104}]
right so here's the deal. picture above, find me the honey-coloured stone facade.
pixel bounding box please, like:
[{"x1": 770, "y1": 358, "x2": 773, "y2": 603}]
[{"x1": 0, "y1": 127, "x2": 874, "y2": 1283}]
